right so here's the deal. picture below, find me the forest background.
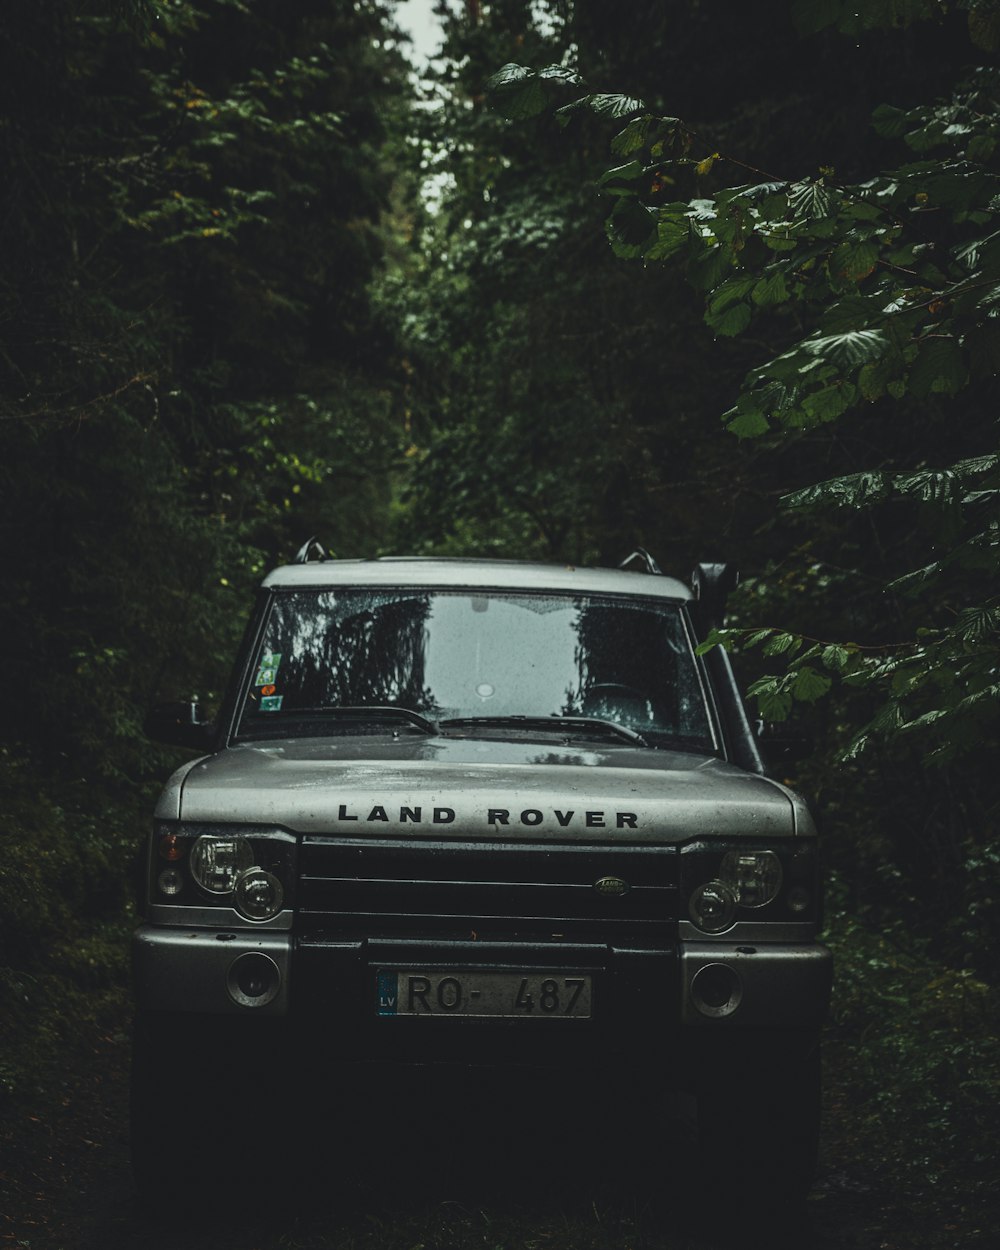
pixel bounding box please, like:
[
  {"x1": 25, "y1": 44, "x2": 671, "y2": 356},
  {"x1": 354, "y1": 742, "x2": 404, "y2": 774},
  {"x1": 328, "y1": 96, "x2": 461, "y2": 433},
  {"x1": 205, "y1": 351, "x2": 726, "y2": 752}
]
[{"x1": 1, "y1": 1, "x2": 998, "y2": 1247}]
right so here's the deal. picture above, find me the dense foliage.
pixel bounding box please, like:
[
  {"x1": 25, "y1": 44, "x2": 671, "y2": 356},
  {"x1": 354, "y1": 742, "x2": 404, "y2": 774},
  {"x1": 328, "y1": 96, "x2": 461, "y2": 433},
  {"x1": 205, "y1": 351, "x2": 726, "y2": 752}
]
[
  {"x1": 0, "y1": 0, "x2": 408, "y2": 780},
  {"x1": 485, "y1": 5, "x2": 1000, "y2": 758},
  {"x1": 1, "y1": 0, "x2": 408, "y2": 1095},
  {"x1": 1, "y1": 4, "x2": 998, "y2": 1242}
]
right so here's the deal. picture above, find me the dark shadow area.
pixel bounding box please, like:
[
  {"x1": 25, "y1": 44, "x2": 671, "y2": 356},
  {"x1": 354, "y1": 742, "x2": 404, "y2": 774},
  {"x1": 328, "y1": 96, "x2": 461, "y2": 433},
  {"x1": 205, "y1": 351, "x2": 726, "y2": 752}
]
[
  {"x1": 8, "y1": 952, "x2": 991, "y2": 1250},
  {"x1": 4, "y1": 1049, "x2": 836, "y2": 1250}
]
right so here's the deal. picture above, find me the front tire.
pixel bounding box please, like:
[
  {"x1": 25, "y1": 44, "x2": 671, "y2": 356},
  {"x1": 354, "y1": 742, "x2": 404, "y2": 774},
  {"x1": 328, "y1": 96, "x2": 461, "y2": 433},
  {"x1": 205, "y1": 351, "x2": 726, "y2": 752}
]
[
  {"x1": 695, "y1": 1031, "x2": 822, "y2": 1203},
  {"x1": 130, "y1": 1010, "x2": 286, "y2": 1208}
]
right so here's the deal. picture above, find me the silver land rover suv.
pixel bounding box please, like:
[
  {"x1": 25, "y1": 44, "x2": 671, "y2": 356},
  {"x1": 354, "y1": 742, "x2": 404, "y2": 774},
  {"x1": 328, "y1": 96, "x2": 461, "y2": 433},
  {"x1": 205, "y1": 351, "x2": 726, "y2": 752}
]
[{"x1": 132, "y1": 548, "x2": 831, "y2": 1199}]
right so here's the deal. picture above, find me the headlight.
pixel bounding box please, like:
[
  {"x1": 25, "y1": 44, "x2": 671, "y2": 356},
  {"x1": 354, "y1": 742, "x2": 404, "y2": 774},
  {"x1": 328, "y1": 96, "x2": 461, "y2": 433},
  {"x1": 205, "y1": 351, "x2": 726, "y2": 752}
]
[
  {"x1": 689, "y1": 881, "x2": 737, "y2": 933},
  {"x1": 681, "y1": 838, "x2": 820, "y2": 931},
  {"x1": 145, "y1": 824, "x2": 296, "y2": 925},
  {"x1": 190, "y1": 835, "x2": 254, "y2": 894},
  {"x1": 234, "y1": 867, "x2": 284, "y2": 921},
  {"x1": 719, "y1": 850, "x2": 782, "y2": 908}
]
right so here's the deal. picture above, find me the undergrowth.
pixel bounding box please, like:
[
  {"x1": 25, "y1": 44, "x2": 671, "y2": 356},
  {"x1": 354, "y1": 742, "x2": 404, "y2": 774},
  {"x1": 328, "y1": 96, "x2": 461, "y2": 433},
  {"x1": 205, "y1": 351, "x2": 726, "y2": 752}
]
[
  {"x1": 821, "y1": 876, "x2": 999, "y2": 1244},
  {"x1": 0, "y1": 752, "x2": 141, "y2": 1103}
]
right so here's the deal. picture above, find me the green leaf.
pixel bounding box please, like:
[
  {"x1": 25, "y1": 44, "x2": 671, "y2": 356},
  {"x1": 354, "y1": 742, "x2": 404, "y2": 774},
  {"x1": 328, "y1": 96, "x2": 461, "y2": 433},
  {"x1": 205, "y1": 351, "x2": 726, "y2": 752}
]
[
  {"x1": 830, "y1": 238, "x2": 880, "y2": 283},
  {"x1": 605, "y1": 198, "x2": 657, "y2": 259},
  {"x1": 841, "y1": 730, "x2": 870, "y2": 761},
  {"x1": 708, "y1": 301, "x2": 752, "y2": 337},
  {"x1": 747, "y1": 676, "x2": 793, "y2": 721},
  {"x1": 872, "y1": 103, "x2": 910, "y2": 139},
  {"x1": 597, "y1": 160, "x2": 645, "y2": 193},
  {"x1": 908, "y1": 336, "x2": 968, "y2": 396},
  {"x1": 762, "y1": 232, "x2": 798, "y2": 253},
  {"x1": 967, "y1": 133, "x2": 997, "y2": 163},
  {"x1": 822, "y1": 644, "x2": 851, "y2": 671},
  {"x1": 889, "y1": 560, "x2": 942, "y2": 593},
  {"x1": 752, "y1": 270, "x2": 790, "y2": 306},
  {"x1": 610, "y1": 115, "x2": 680, "y2": 156},
  {"x1": 556, "y1": 88, "x2": 642, "y2": 126},
  {"x1": 871, "y1": 700, "x2": 905, "y2": 734},
  {"x1": 485, "y1": 63, "x2": 533, "y2": 90},
  {"x1": 718, "y1": 180, "x2": 788, "y2": 207},
  {"x1": 789, "y1": 180, "x2": 833, "y2": 220},
  {"x1": 487, "y1": 63, "x2": 582, "y2": 120},
  {"x1": 803, "y1": 329, "x2": 889, "y2": 369},
  {"x1": 646, "y1": 212, "x2": 690, "y2": 261},
  {"x1": 725, "y1": 405, "x2": 769, "y2": 437},
  {"x1": 490, "y1": 78, "x2": 546, "y2": 120},
  {"x1": 955, "y1": 605, "x2": 1000, "y2": 642},
  {"x1": 783, "y1": 470, "x2": 890, "y2": 510},
  {"x1": 894, "y1": 469, "x2": 958, "y2": 504},
  {"x1": 858, "y1": 353, "x2": 901, "y2": 400},
  {"x1": 815, "y1": 293, "x2": 882, "y2": 335},
  {"x1": 588, "y1": 93, "x2": 645, "y2": 119},
  {"x1": 689, "y1": 241, "x2": 737, "y2": 289},
  {"x1": 953, "y1": 452, "x2": 1000, "y2": 476},
  {"x1": 763, "y1": 631, "x2": 800, "y2": 656},
  {"x1": 792, "y1": 666, "x2": 833, "y2": 702},
  {"x1": 801, "y1": 383, "x2": 854, "y2": 422},
  {"x1": 537, "y1": 65, "x2": 583, "y2": 83},
  {"x1": 710, "y1": 276, "x2": 758, "y2": 312}
]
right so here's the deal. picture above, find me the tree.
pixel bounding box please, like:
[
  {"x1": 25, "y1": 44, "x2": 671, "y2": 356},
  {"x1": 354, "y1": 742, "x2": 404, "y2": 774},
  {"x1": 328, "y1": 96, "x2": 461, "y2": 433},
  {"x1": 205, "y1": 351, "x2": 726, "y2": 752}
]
[
  {"x1": 0, "y1": 0, "x2": 410, "y2": 777},
  {"x1": 485, "y1": 2, "x2": 999, "y2": 756},
  {"x1": 481, "y1": 0, "x2": 1000, "y2": 962}
]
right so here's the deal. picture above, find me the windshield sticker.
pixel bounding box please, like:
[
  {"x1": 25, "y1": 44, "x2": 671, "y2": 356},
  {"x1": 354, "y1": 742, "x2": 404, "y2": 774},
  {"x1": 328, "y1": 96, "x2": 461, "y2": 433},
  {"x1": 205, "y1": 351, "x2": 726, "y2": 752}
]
[
  {"x1": 260, "y1": 684, "x2": 277, "y2": 696},
  {"x1": 255, "y1": 652, "x2": 282, "y2": 686},
  {"x1": 259, "y1": 695, "x2": 283, "y2": 712}
]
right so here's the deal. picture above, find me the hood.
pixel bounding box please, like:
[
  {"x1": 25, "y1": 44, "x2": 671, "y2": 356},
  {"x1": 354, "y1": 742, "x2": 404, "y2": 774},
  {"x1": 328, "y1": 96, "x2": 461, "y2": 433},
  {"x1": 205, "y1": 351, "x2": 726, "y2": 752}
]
[{"x1": 161, "y1": 734, "x2": 805, "y2": 844}]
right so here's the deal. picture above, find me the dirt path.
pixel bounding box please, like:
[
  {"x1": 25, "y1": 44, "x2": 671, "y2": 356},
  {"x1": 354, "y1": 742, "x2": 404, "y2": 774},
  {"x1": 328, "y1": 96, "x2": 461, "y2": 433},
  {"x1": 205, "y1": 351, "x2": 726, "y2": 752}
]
[{"x1": 0, "y1": 1017, "x2": 918, "y2": 1250}]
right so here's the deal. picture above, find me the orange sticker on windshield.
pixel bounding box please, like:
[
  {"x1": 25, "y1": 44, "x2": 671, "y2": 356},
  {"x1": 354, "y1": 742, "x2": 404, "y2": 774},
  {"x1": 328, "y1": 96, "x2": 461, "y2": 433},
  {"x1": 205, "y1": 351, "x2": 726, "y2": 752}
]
[{"x1": 261, "y1": 684, "x2": 276, "y2": 696}]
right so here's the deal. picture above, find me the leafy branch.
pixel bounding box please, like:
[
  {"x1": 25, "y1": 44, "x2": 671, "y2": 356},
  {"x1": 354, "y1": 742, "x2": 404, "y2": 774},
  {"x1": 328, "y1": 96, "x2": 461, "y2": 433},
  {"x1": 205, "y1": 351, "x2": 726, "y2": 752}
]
[{"x1": 486, "y1": 55, "x2": 1000, "y2": 763}]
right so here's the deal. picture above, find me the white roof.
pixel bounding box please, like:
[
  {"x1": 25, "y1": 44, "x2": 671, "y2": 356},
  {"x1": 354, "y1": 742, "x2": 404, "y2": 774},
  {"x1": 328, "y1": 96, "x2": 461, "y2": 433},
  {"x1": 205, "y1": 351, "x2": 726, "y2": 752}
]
[{"x1": 262, "y1": 556, "x2": 692, "y2": 601}]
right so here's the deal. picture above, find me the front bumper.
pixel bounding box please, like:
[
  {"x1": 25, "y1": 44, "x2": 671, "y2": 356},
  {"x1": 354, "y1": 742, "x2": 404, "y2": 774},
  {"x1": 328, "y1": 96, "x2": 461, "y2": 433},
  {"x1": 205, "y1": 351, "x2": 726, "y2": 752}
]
[
  {"x1": 132, "y1": 925, "x2": 292, "y2": 1015},
  {"x1": 132, "y1": 924, "x2": 832, "y2": 1039}
]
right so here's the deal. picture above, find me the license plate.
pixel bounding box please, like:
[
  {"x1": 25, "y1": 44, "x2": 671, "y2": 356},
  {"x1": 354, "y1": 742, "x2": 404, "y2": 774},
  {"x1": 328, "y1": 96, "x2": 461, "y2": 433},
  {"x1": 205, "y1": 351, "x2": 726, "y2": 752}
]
[{"x1": 376, "y1": 970, "x2": 593, "y2": 1019}]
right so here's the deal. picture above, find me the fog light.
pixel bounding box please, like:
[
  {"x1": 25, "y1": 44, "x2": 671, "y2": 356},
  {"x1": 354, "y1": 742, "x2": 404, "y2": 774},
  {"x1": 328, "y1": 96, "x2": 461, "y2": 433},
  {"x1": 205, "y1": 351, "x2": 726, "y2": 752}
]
[
  {"x1": 691, "y1": 962, "x2": 742, "y2": 1018},
  {"x1": 190, "y1": 835, "x2": 254, "y2": 895},
  {"x1": 689, "y1": 880, "x2": 737, "y2": 933},
  {"x1": 233, "y1": 868, "x2": 284, "y2": 921},
  {"x1": 157, "y1": 868, "x2": 183, "y2": 896},
  {"x1": 226, "y1": 952, "x2": 280, "y2": 1008}
]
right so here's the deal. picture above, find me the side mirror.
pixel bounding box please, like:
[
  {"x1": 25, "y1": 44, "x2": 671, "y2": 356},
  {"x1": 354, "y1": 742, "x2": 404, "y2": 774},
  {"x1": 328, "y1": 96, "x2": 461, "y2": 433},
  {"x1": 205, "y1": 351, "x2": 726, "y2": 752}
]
[
  {"x1": 690, "y1": 562, "x2": 740, "y2": 637},
  {"x1": 144, "y1": 701, "x2": 216, "y2": 751},
  {"x1": 755, "y1": 721, "x2": 814, "y2": 766}
]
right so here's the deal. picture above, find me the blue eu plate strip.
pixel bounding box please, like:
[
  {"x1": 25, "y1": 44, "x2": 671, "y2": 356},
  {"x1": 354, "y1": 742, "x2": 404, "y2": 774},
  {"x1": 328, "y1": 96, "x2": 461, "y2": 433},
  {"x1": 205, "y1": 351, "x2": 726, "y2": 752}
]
[{"x1": 376, "y1": 971, "x2": 398, "y2": 1016}]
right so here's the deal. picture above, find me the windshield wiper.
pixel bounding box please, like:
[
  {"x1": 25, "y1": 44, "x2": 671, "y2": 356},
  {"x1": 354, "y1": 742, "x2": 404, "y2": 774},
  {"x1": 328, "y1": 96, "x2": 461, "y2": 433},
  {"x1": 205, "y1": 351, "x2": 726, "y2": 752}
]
[
  {"x1": 245, "y1": 705, "x2": 438, "y2": 735},
  {"x1": 439, "y1": 715, "x2": 647, "y2": 747}
]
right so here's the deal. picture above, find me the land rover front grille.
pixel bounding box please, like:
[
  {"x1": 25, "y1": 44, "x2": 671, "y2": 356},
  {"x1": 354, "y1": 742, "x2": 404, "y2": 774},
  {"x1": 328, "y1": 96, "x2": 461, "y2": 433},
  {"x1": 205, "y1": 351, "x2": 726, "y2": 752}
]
[{"x1": 297, "y1": 837, "x2": 679, "y2": 944}]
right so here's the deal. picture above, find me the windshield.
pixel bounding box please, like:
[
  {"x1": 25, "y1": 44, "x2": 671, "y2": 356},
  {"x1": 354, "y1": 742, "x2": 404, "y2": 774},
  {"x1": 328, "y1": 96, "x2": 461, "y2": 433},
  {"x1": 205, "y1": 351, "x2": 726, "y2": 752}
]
[{"x1": 236, "y1": 588, "x2": 715, "y2": 750}]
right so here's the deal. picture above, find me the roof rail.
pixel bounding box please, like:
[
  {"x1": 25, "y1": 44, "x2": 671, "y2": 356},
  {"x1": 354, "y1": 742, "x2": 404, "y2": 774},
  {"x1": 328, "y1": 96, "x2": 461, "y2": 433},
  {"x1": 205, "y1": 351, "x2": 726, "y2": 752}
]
[
  {"x1": 293, "y1": 536, "x2": 328, "y2": 565},
  {"x1": 618, "y1": 548, "x2": 663, "y2": 575}
]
